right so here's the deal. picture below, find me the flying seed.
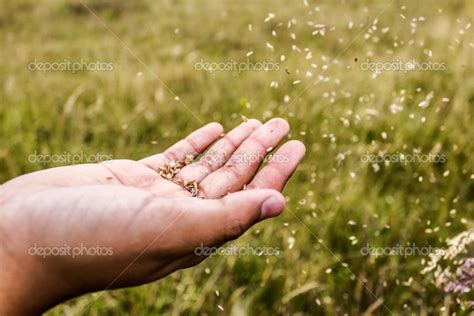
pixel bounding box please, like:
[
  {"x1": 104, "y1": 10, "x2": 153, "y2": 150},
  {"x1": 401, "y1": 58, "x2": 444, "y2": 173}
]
[
  {"x1": 264, "y1": 13, "x2": 275, "y2": 23},
  {"x1": 418, "y1": 100, "x2": 428, "y2": 108}
]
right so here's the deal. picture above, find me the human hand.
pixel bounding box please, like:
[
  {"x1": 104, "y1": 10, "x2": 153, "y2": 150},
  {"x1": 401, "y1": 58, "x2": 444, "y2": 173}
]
[{"x1": 0, "y1": 118, "x2": 305, "y2": 315}]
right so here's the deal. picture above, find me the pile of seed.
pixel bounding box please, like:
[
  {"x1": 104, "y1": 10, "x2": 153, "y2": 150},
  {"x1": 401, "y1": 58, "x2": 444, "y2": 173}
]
[{"x1": 159, "y1": 155, "x2": 199, "y2": 197}]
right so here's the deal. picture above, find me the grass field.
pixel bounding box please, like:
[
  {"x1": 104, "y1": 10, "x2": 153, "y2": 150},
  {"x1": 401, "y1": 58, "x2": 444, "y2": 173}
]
[{"x1": 0, "y1": 0, "x2": 473, "y2": 314}]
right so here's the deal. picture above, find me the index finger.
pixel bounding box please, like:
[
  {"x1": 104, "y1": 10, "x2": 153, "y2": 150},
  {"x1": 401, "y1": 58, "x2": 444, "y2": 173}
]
[{"x1": 140, "y1": 122, "x2": 224, "y2": 172}]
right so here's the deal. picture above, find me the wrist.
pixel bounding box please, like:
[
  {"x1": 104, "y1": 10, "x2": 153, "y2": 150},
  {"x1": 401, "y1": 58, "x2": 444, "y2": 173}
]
[
  {"x1": 0, "y1": 202, "x2": 67, "y2": 315},
  {"x1": 0, "y1": 237, "x2": 38, "y2": 315}
]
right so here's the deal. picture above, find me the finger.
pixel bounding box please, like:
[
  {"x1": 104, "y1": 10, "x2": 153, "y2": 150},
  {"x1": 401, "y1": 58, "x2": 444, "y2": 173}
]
[
  {"x1": 168, "y1": 189, "x2": 285, "y2": 249},
  {"x1": 247, "y1": 140, "x2": 305, "y2": 191},
  {"x1": 140, "y1": 122, "x2": 223, "y2": 171},
  {"x1": 199, "y1": 118, "x2": 290, "y2": 198},
  {"x1": 176, "y1": 119, "x2": 261, "y2": 183}
]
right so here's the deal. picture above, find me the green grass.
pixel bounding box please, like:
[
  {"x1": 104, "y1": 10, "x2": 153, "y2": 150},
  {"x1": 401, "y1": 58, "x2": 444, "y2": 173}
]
[{"x1": 0, "y1": 0, "x2": 473, "y2": 314}]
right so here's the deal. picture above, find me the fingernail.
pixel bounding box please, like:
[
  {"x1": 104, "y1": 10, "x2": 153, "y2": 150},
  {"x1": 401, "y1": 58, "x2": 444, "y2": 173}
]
[{"x1": 260, "y1": 196, "x2": 284, "y2": 220}]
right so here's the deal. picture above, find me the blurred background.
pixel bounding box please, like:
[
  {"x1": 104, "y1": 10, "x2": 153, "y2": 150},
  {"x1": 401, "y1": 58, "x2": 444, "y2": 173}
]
[{"x1": 0, "y1": 0, "x2": 472, "y2": 314}]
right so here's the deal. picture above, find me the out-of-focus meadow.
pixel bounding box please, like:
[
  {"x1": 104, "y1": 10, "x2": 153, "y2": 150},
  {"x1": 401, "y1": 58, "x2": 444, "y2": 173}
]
[{"x1": 0, "y1": 0, "x2": 473, "y2": 314}]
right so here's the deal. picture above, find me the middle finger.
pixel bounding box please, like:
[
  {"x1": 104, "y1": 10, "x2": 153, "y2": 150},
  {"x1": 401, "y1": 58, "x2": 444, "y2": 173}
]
[
  {"x1": 199, "y1": 118, "x2": 290, "y2": 198},
  {"x1": 176, "y1": 119, "x2": 261, "y2": 183}
]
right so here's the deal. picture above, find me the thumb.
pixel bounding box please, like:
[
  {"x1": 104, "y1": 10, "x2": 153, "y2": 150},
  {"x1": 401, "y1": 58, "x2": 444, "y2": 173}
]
[
  {"x1": 220, "y1": 189, "x2": 286, "y2": 222},
  {"x1": 179, "y1": 189, "x2": 285, "y2": 247}
]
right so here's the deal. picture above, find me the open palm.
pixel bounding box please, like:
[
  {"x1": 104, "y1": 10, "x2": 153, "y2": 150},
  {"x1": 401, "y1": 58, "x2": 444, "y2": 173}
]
[{"x1": 0, "y1": 118, "x2": 305, "y2": 315}]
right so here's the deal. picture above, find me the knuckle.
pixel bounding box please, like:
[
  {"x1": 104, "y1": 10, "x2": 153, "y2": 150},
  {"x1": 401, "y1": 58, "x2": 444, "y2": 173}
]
[
  {"x1": 163, "y1": 150, "x2": 179, "y2": 162},
  {"x1": 267, "y1": 164, "x2": 286, "y2": 182},
  {"x1": 198, "y1": 182, "x2": 212, "y2": 198},
  {"x1": 223, "y1": 133, "x2": 240, "y2": 149},
  {"x1": 197, "y1": 157, "x2": 214, "y2": 172},
  {"x1": 223, "y1": 163, "x2": 241, "y2": 180},
  {"x1": 185, "y1": 137, "x2": 200, "y2": 153}
]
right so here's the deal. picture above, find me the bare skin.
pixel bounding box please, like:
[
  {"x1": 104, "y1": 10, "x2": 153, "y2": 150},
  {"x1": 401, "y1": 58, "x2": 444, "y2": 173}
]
[{"x1": 0, "y1": 118, "x2": 305, "y2": 315}]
